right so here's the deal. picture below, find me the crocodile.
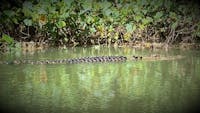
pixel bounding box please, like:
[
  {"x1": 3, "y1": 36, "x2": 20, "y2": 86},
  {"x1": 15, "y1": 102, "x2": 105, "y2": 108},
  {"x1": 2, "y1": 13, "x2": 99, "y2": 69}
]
[{"x1": 0, "y1": 55, "x2": 183, "y2": 65}]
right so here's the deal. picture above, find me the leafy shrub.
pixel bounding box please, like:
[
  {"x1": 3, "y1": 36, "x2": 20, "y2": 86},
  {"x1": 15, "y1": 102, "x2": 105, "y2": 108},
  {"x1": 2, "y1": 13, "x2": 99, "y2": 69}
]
[{"x1": 0, "y1": 0, "x2": 200, "y2": 46}]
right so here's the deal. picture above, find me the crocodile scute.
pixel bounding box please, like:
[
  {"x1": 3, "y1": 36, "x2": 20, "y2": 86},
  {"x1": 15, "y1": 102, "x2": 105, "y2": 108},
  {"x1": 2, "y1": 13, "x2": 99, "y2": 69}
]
[{"x1": 0, "y1": 56, "x2": 129, "y2": 65}]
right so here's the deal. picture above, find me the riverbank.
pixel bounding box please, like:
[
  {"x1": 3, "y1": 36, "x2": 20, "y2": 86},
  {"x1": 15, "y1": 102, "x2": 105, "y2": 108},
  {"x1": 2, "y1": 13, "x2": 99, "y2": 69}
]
[{"x1": 1, "y1": 41, "x2": 200, "y2": 54}]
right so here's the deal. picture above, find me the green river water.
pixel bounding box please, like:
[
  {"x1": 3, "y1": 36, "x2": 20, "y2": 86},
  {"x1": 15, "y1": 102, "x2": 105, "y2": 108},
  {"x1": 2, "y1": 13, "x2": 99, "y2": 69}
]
[{"x1": 0, "y1": 46, "x2": 200, "y2": 113}]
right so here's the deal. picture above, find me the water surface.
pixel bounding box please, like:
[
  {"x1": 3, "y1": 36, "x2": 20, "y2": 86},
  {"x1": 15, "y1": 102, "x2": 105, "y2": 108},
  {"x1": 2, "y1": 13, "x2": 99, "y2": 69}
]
[{"x1": 0, "y1": 46, "x2": 200, "y2": 113}]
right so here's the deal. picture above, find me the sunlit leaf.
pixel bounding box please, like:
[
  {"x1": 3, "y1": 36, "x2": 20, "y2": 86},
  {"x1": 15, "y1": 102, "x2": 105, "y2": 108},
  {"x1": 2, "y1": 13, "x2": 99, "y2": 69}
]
[
  {"x1": 112, "y1": 9, "x2": 119, "y2": 17},
  {"x1": 124, "y1": 32, "x2": 131, "y2": 41},
  {"x1": 154, "y1": 11, "x2": 163, "y2": 20},
  {"x1": 64, "y1": 0, "x2": 73, "y2": 7},
  {"x1": 107, "y1": 17, "x2": 113, "y2": 22},
  {"x1": 93, "y1": 2, "x2": 101, "y2": 11},
  {"x1": 139, "y1": 24, "x2": 145, "y2": 30},
  {"x1": 146, "y1": 17, "x2": 153, "y2": 22},
  {"x1": 37, "y1": 8, "x2": 47, "y2": 14},
  {"x1": 86, "y1": 16, "x2": 95, "y2": 24},
  {"x1": 126, "y1": 23, "x2": 133, "y2": 32},
  {"x1": 56, "y1": 21, "x2": 66, "y2": 28},
  {"x1": 132, "y1": 25, "x2": 136, "y2": 31},
  {"x1": 90, "y1": 27, "x2": 96, "y2": 33},
  {"x1": 104, "y1": 9, "x2": 112, "y2": 16},
  {"x1": 101, "y1": 1, "x2": 112, "y2": 10},
  {"x1": 2, "y1": 34, "x2": 14, "y2": 44},
  {"x1": 23, "y1": 19, "x2": 32, "y2": 26},
  {"x1": 142, "y1": 9, "x2": 148, "y2": 15},
  {"x1": 134, "y1": 15, "x2": 142, "y2": 23},
  {"x1": 60, "y1": 12, "x2": 69, "y2": 19},
  {"x1": 114, "y1": 32, "x2": 119, "y2": 40},
  {"x1": 142, "y1": 17, "x2": 153, "y2": 25},
  {"x1": 82, "y1": 0, "x2": 92, "y2": 10},
  {"x1": 63, "y1": 37, "x2": 69, "y2": 42},
  {"x1": 107, "y1": 25, "x2": 113, "y2": 32}
]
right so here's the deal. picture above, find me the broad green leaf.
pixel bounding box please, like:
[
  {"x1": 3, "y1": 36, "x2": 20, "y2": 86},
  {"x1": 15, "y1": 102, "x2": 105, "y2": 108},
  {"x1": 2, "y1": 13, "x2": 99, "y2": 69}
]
[
  {"x1": 52, "y1": 26, "x2": 57, "y2": 32},
  {"x1": 107, "y1": 17, "x2": 113, "y2": 23},
  {"x1": 56, "y1": 21, "x2": 66, "y2": 28},
  {"x1": 48, "y1": 6, "x2": 56, "y2": 13},
  {"x1": 64, "y1": 0, "x2": 73, "y2": 7},
  {"x1": 133, "y1": 5, "x2": 139, "y2": 14},
  {"x1": 114, "y1": 32, "x2": 119, "y2": 40},
  {"x1": 90, "y1": 27, "x2": 96, "y2": 33},
  {"x1": 2, "y1": 34, "x2": 14, "y2": 44},
  {"x1": 108, "y1": 25, "x2": 113, "y2": 32},
  {"x1": 134, "y1": 15, "x2": 142, "y2": 23},
  {"x1": 139, "y1": 24, "x2": 145, "y2": 30},
  {"x1": 169, "y1": 12, "x2": 177, "y2": 20},
  {"x1": 82, "y1": 1, "x2": 92, "y2": 10},
  {"x1": 22, "y1": 7, "x2": 32, "y2": 17},
  {"x1": 3, "y1": 10, "x2": 15, "y2": 17},
  {"x1": 12, "y1": 18, "x2": 19, "y2": 24},
  {"x1": 101, "y1": 1, "x2": 111, "y2": 10},
  {"x1": 132, "y1": 25, "x2": 136, "y2": 31},
  {"x1": 79, "y1": 9, "x2": 89, "y2": 15},
  {"x1": 31, "y1": 12, "x2": 39, "y2": 21},
  {"x1": 142, "y1": 17, "x2": 153, "y2": 25},
  {"x1": 37, "y1": 8, "x2": 47, "y2": 14},
  {"x1": 112, "y1": 10, "x2": 119, "y2": 18},
  {"x1": 124, "y1": 32, "x2": 131, "y2": 41},
  {"x1": 126, "y1": 23, "x2": 133, "y2": 32},
  {"x1": 103, "y1": 9, "x2": 112, "y2": 16},
  {"x1": 60, "y1": 12, "x2": 69, "y2": 19},
  {"x1": 142, "y1": 19, "x2": 149, "y2": 25},
  {"x1": 93, "y1": 2, "x2": 101, "y2": 11},
  {"x1": 154, "y1": 11, "x2": 163, "y2": 20},
  {"x1": 142, "y1": 9, "x2": 148, "y2": 15},
  {"x1": 146, "y1": 17, "x2": 153, "y2": 22},
  {"x1": 171, "y1": 21, "x2": 178, "y2": 29},
  {"x1": 86, "y1": 16, "x2": 95, "y2": 24},
  {"x1": 23, "y1": 19, "x2": 32, "y2": 26},
  {"x1": 64, "y1": 37, "x2": 69, "y2": 42}
]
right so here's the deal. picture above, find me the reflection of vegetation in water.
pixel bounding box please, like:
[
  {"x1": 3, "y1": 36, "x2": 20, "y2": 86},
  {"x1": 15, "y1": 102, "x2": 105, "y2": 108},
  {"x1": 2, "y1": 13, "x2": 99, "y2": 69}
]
[{"x1": 8, "y1": 60, "x2": 194, "y2": 112}]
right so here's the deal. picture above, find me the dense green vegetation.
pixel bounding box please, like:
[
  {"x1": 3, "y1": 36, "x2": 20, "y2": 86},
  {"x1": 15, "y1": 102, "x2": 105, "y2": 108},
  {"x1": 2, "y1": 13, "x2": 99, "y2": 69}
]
[{"x1": 0, "y1": 0, "x2": 200, "y2": 48}]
